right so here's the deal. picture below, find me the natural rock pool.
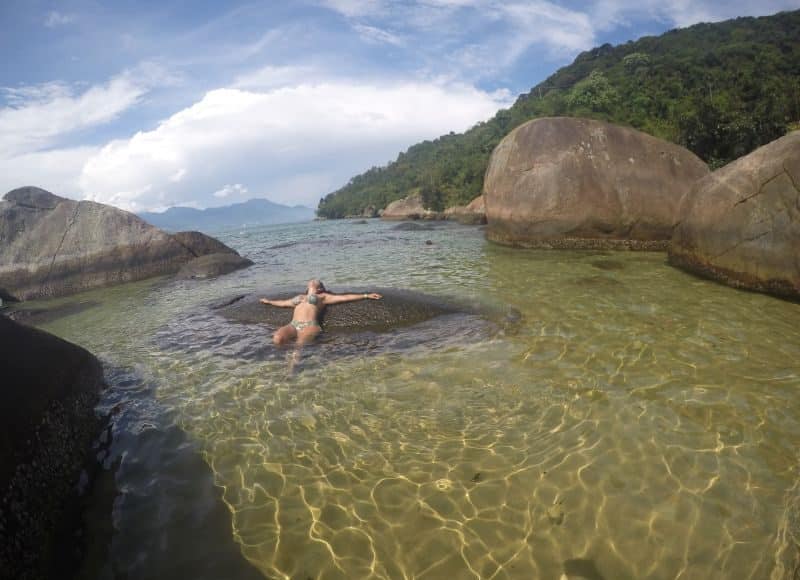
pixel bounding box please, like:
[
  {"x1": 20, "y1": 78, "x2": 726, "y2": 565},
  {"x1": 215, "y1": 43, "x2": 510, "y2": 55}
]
[{"x1": 25, "y1": 219, "x2": 800, "y2": 579}]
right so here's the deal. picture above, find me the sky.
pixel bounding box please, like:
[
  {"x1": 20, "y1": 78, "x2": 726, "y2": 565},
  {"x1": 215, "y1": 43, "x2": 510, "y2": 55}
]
[{"x1": 1, "y1": 0, "x2": 799, "y2": 212}]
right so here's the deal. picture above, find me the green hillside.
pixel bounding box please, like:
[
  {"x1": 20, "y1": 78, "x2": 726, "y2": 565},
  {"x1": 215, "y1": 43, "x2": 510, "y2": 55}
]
[{"x1": 317, "y1": 10, "x2": 800, "y2": 219}]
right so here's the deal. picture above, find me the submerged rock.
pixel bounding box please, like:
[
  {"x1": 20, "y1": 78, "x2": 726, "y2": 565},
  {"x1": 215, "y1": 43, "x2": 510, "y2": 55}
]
[
  {"x1": 0, "y1": 315, "x2": 105, "y2": 578},
  {"x1": 484, "y1": 117, "x2": 709, "y2": 249},
  {"x1": 151, "y1": 289, "x2": 522, "y2": 371},
  {"x1": 6, "y1": 300, "x2": 101, "y2": 326},
  {"x1": 669, "y1": 131, "x2": 800, "y2": 300},
  {"x1": 391, "y1": 222, "x2": 440, "y2": 232},
  {"x1": 177, "y1": 253, "x2": 254, "y2": 280},
  {"x1": 0, "y1": 187, "x2": 251, "y2": 301},
  {"x1": 215, "y1": 288, "x2": 466, "y2": 333},
  {"x1": 591, "y1": 259, "x2": 625, "y2": 271},
  {"x1": 214, "y1": 288, "x2": 522, "y2": 335}
]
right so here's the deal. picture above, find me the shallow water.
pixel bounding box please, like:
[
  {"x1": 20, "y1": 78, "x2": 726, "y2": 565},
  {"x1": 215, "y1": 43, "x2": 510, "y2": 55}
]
[{"x1": 31, "y1": 219, "x2": 800, "y2": 579}]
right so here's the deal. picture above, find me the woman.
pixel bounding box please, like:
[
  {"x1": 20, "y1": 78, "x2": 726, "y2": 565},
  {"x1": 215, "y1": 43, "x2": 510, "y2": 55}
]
[{"x1": 260, "y1": 279, "x2": 382, "y2": 346}]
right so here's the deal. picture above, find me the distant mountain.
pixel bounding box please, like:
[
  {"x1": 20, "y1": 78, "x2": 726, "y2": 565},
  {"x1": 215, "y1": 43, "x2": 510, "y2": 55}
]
[{"x1": 139, "y1": 198, "x2": 315, "y2": 232}]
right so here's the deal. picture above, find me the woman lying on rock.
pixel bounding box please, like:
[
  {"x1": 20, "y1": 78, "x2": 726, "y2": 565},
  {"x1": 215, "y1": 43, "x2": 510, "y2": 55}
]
[{"x1": 260, "y1": 279, "x2": 382, "y2": 346}]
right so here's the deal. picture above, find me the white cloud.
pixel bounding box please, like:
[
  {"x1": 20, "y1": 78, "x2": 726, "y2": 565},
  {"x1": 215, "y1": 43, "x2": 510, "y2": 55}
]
[
  {"x1": 353, "y1": 24, "x2": 404, "y2": 46},
  {"x1": 77, "y1": 80, "x2": 510, "y2": 211},
  {"x1": 319, "y1": 0, "x2": 387, "y2": 18},
  {"x1": 0, "y1": 64, "x2": 170, "y2": 158},
  {"x1": 501, "y1": 2, "x2": 595, "y2": 54},
  {"x1": 213, "y1": 183, "x2": 248, "y2": 198},
  {"x1": 169, "y1": 168, "x2": 187, "y2": 183},
  {"x1": 449, "y1": 1, "x2": 595, "y2": 74},
  {"x1": 318, "y1": 0, "x2": 800, "y2": 80},
  {"x1": 0, "y1": 146, "x2": 99, "y2": 198},
  {"x1": 322, "y1": 0, "x2": 597, "y2": 79},
  {"x1": 590, "y1": 0, "x2": 800, "y2": 30},
  {"x1": 44, "y1": 11, "x2": 75, "y2": 28},
  {"x1": 232, "y1": 65, "x2": 318, "y2": 90}
]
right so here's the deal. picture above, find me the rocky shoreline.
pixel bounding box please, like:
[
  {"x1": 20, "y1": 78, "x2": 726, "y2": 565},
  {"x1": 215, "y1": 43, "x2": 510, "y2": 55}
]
[
  {"x1": 0, "y1": 187, "x2": 253, "y2": 303},
  {"x1": 364, "y1": 117, "x2": 798, "y2": 302},
  {"x1": 0, "y1": 315, "x2": 106, "y2": 580}
]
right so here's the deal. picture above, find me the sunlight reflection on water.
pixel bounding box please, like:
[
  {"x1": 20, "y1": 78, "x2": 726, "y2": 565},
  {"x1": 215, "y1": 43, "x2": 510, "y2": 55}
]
[{"x1": 38, "y1": 219, "x2": 800, "y2": 579}]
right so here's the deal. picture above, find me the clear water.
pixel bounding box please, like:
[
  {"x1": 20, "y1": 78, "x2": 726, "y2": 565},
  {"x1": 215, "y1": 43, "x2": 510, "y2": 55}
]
[{"x1": 31, "y1": 219, "x2": 800, "y2": 579}]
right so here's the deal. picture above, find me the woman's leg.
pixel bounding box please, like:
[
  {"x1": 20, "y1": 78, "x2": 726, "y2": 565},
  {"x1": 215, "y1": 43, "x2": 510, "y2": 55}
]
[
  {"x1": 273, "y1": 324, "x2": 297, "y2": 346},
  {"x1": 296, "y1": 325, "x2": 321, "y2": 346}
]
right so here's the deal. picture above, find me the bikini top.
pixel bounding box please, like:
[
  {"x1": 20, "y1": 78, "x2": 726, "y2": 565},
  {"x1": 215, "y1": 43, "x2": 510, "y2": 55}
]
[{"x1": 292, "y1": 294, "x2": 321, "y2": 306}]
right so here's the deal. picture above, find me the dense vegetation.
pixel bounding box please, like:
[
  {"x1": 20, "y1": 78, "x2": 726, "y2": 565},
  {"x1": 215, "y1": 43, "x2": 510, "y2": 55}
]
[{"x1": 318, "y1": 10, "x2": 800, "y2": 218}]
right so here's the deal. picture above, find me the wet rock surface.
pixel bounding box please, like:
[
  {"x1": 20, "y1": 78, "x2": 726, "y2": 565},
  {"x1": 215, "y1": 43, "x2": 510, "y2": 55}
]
[
  {"x1": 154, "y1": 288, "x2": 521, "y2": 369},
  {"x1": 177, "y1": 253, "x2": 254, "y2": 280},
  {"x1": 215, "y1": 288, "x2": 470, "y2": 333},
  {"x1": 5, "y1": 300, "x2": 101, "y2": 326},
  {"x1": 0, "y1": 315, "x2": 105, "y2": 579},
  {"x1": 391, "y1": 222, "x2": 442, "y2": 231}
]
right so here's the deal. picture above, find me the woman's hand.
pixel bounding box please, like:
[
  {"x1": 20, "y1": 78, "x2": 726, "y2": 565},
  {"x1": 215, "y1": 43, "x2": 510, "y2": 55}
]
[
  {"x1": 259, "y1": 298, "x2": 272, "y2": 305},
  {"x1": 365, "y1": 293, "x2": 382, "y2": 300}
]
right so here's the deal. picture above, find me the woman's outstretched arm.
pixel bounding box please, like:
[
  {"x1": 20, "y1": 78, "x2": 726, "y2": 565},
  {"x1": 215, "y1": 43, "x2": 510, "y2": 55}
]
[
  {"x1": 323, "y1": 292, "x2": 382, "y2": 305},
  {"x1": 260, "y1": 296, "x2": 300, "y2": 308}
]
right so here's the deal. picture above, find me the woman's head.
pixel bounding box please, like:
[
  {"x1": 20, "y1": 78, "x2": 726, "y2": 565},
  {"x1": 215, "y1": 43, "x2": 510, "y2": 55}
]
[{"x1": 308, "y1": 279, "x2": 326, "y2": 293}]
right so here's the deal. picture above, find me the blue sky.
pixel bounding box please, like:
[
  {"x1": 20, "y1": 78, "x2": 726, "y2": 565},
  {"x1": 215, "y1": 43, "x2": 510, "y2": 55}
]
[{"x1": 1, "y1": 0, "x2": 798, "y2": 212}]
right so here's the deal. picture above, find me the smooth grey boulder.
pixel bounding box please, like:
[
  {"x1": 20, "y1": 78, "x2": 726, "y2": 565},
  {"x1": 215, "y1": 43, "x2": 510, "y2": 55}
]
[
  {"x1": 177, "y1": 253, "x2": 255, "y2": 280},
  {"x1": 0, "y1": 315, "x2": 105, "y2": 579},
  {"x1": 669, "y1": 131, "x2": 800, "y2": 300},
  {"x1": 171, "y1": 230, "x2": 237, "y2": 256},
  {"x1": 0, "y1": 187, "x2": 251, "y2": 301},
  {"x1": 484, "y1": 117, "x2": 709, "y2": 249}
]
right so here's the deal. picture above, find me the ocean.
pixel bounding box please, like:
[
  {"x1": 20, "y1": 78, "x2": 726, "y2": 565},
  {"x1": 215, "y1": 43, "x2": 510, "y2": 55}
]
[{"x1": 29, "y1": 219, "x2": 800, "y2": 579}]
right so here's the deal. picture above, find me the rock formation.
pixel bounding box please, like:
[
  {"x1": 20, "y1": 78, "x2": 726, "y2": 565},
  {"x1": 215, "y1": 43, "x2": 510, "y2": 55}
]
[
  {"x1": 669, "y1": 131, "x2": 800, "y2": 300},
  {"x1": 216, "y1": 288, "x2": 463, "y2": 332},
  {"x1": 444, "y1": 195, "x2": 487, "y2": 225},
  {"x1": 381, "y1": 192, "x2": 442, "y2": 220},
  {"x1": 177, "y1": 253, "x2": 254, "y2": 280},
  {"x1": 483, "y1": 117, "x2": 709, "y2": 249},
  {"x1": 0, "y1": 187, "x2": 251, "y2": 301},
  {"x1": 0, "y1": 315, "x2": 105, "y2": 578}
]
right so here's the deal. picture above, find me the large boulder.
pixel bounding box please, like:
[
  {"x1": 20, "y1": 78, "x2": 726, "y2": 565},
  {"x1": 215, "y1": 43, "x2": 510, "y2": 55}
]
[
  {"x1": 381, "y1": 192, "x2": 443, "y2": 221},
  {"x1": 0, "y1": 187, "x2": 251, "y2": 301},
  {"x1": 669, "y1": 131, "x2": 800, "y2": 300},
  {"x1": 484, "y1": 117, "x2": 709, "y2": 249},
  {"x1": 444, "y1": 195, "x2": 487, "y2": 225},
  {"x1": 171, "y1": 230, "x2": 236, "y2": 256},
  {"x1": 0, "y1": 315, "x2": 105, "y2": 578}
]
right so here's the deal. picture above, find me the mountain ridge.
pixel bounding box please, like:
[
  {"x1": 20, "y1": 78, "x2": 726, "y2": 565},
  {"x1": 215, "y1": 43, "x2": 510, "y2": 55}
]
[
  {"x1": 317, "y1": 9, "x2": 800, "y2": 219},
  {"x1": 139, "y1": 198, "x2": 315, "y2": 232}
]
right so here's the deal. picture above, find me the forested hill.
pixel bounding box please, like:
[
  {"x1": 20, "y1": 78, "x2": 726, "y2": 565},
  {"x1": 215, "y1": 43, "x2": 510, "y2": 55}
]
[{"x1": 317, "y1": 9, "x2": 800, "y2": 219}]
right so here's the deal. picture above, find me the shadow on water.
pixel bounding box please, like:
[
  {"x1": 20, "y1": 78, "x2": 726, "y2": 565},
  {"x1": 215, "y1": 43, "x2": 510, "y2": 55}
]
[{"x1": 76, "y1": 365, "x2": 263, "y2": 580}]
